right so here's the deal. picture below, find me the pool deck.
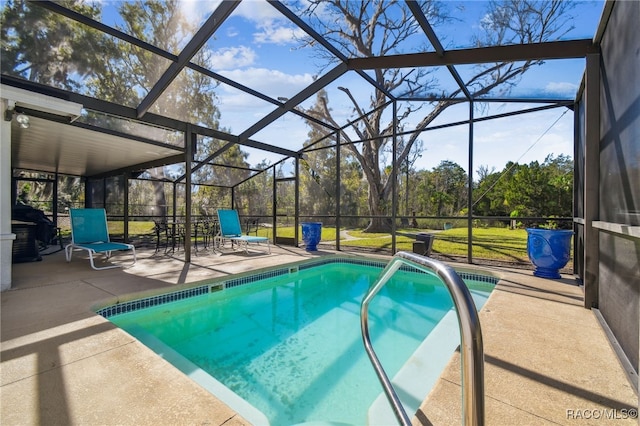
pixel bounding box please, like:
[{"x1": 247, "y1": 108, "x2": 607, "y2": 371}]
[{"x1": 1, "y1": 245, "x2": 637, "y2": 425}]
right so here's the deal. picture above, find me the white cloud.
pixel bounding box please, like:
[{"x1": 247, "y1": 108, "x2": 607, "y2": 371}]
[
  {"x1": 545, "y1": 81, "x2": 579, "y2": 96},
  {"x1": 178, "y1": 0, "x2": 222, "y2": 26},
  {"x1": 218, "y1": 67, "x2": 314, "y2": 95},
  {"x1": 226, "y1": 27, "x2": 239, "y2": 38},
  {"x1": 254, "y1": 22, "x2": 308, "y2": 45},
  {"x1": 208, "y1": 46, "x2": 257, "y2": 70},
  {"x1": 234, "y1": 0, "x2": 283, "y2": 21},
  {"x1": 214, "y1": 68, "x2": 313, "y2": 137},
  {"x1": 232, "y1": 1, "x2": 308, "y2": 45},
  {"x1": 218, "y1": 89, "x2": 267, "y2": 110}
]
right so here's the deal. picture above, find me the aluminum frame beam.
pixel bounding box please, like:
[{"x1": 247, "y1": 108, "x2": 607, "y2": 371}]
[
  {"x1": 268, "y1": 0, "x2": 394, "y2": 99},
  {"x1": 348, "y1": 39, "x2": 598, "y2": 70},
  {"x1": 136, "y1": 1, "x2": 240, "y2": 118},
  {"x1": 406, "y1": 0, "x2": 472, "y2": 100},
  {"x1": 239, "y1": 63, "x2": 348, "y2": 140},
  {"x1": 36, "y1": 1, "x2": 178, "y2": 62}
]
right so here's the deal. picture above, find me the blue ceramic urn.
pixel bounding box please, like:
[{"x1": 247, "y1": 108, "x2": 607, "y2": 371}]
[
  {"x1": 526, "y1": 228, "x2": 573, "y2": 279},
  {"x1": 301, "y1": 222, "x2": 322, "y2": 251}
]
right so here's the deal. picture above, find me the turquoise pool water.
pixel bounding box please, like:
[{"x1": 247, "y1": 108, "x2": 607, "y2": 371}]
[{"x1": 104, "y1": 258, "x2": 495, "y2": 425}]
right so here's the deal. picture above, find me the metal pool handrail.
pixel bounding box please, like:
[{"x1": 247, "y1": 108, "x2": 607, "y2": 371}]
[{"x1": 360, "y1": 251, "x2": 485, "y2": 426}]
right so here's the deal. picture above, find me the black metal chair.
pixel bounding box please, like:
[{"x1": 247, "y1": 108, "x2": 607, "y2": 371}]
[
  {"x1": 201, "y1": 219, "x2": 219, "y2": 250},
  {"x1": 154, "y1": 220, "x2": 181, "y2": 253},
  {"x1": 244, "y1": 218, "x2": 260, "y2": 236},
  {"x1": 179, "y1": 221, "x2": 201, "y2": 252}
]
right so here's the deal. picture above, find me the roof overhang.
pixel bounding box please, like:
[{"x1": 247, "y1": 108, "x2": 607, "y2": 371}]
[{"x1": 9, "y1": 114, "x2": 183, "y2": 177}]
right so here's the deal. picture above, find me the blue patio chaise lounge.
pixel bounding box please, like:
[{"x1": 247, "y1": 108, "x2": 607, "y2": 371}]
[
  {"x1": 65, "y1": 208, "x2": 137, "y2": 270},
  {"x1": 215, "y1": 209, "x2": 270, "y2": 254}
]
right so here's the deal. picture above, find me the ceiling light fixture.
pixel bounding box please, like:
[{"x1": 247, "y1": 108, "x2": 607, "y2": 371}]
[
  {"x1": 1, "y1": 84, "x2": 82, "y2": 122},
  {"x1": 15, "y1": 113, "x2": 30, "y2": 129}
]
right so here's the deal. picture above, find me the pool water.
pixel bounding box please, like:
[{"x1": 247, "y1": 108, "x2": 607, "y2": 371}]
[{"x1": 108, "y1": 260, "x2": 494, "y2": 425}]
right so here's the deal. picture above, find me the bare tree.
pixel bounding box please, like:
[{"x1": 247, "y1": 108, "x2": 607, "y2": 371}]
[{"x1": 297, "y1": 0, "x2": 575, "y2": 231}]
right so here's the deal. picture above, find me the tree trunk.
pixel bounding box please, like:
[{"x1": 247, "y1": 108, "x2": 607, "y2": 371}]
[
  {"x1": 149, "y1": 169, "x2": 168, "y2": 218},
  {"x1": 365, "y1": 216, "x2": 391, "y2": 233},
  {"x1": 364, "y1": 185, "x2": 391, "y2": 232}
]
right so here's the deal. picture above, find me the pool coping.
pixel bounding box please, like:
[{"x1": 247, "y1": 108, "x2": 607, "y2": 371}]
[{"x1": 94, "y1": 254, "x2": 499, "y2": 318}]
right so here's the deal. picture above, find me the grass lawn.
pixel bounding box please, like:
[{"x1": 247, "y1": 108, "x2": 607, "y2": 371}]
[
  {"x1": 274, "y1": 226, "x2": 337, "y2": 241},
  {"x1": 429, "y1": 228, "x2": 529, "y2": 262},
  {"x1": 102, "y1": 221, "x2": 283, "y2": 243},
  {"x1": 100, "y1": 221, "x2": 548, "y2": 265},
  {"x1": 275, "y1": 225, "x2": 533, "y2": 264},
  {"x1": 58, "y1": 221, "x2": 154, "y2": 239},
  {"x1": 337, "y1": 227, "x2": 530, "y2": 262}
]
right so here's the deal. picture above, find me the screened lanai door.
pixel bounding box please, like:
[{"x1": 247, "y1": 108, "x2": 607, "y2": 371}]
[{"x1": 274, "y1": 177, "x2": 296, "y2": 246}]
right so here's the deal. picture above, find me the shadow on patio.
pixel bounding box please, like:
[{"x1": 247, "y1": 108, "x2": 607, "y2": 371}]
[{"x1": 1, "y1": 246, "x2": 637, "y2": 425}]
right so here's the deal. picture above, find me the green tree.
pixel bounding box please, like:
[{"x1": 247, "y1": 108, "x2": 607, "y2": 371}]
[
  {"x1": 543, "y1": 154, "x2": 573, "y2": 216},
  {"x1": 235, "y1": 159, "x2": 273, "y2": 218},
  {"x1": 297, "y1": 0, "x2": 576, "y2": 231},
  {"x1": 414, "y1": 169, "x2": 436, "y2": 215},
  {"x1": 430, "y1": 160, "x2": 468, "y2": 216},
  {"x1": 396, "y1": 138, "x2": 423, "y2": 225},
  {"x1": 301, "y1": 90, "x2": 364, "y2": 223},
  {"x1": 477, "y1": 154, "x2": 573, "y2": 220},
  {"x1": 473, "y1": 170, "x2": 506, "y2": 216},
  {"x1": 104, "y1": 1, "x2": 249, "y2": 217},
  {"x1": 1, "y1": 0, "x2": 103, "y2": 90},
  {"x1": 2, "y1": 0, "x2": 249, "y2": 216}
]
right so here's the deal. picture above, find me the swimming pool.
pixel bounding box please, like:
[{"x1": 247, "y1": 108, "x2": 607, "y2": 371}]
[{"x1": 99, "y1": 257, "x2": 497, "y2": 425}]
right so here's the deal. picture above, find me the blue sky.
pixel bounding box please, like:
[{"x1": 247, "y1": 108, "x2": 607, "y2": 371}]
[{"x1": 100, "y1": 0, "x2": 605, "y2": 178}]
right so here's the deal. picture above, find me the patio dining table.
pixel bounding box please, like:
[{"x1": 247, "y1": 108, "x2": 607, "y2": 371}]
[{"x1": 154, "y1": 219, "x2": 219, "y2": 253}]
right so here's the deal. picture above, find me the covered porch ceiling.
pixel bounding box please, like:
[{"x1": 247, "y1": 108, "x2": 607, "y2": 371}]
[{"x1": 10, "y1": 113, "x2": 182, "y2": 177}]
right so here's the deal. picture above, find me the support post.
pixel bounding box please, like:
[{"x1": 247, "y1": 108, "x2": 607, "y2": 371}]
[
  {"x1": 124, "y1": 172, "x2": 129, "y2": 243},
  {"x1": 583, "y1": 52, "x2": 600, "y2": 308},
  {"x1": 53, "y1": 172, "x2": 59, "y2": 227},
  {"x1": 391, "y1": 101, "x2": 398, "y2": 253},
  {"x1": 184, "y1": 126, "x2": 193, "y2": 263},
  {"x1": 468, "y1": 100, "x2": 474, "y2": 264},
  {"x1": 335, "y1": 131, "x2": 341, "y2": 251},
  {"x1": 295, "y1": 156, "x2": 300, "y2": 246}
]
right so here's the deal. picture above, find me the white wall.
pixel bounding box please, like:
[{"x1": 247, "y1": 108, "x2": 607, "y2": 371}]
[{"x1": 0, "y1": 99, "x2": 15, "y2": 291}]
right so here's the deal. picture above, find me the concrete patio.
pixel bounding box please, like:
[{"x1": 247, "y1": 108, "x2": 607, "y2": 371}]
[{"x1": 1, "y1": 245, "x2": 637, "y2": 425}]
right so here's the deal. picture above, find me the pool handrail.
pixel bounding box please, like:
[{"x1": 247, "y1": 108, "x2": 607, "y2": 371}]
[{"x1": 360, "y1": 251, "x2": 485, "y2": 426}]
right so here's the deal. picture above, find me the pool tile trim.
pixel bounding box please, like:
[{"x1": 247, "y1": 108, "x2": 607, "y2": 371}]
[
  {"x1": 96, "y1": 286, "x2": 210, "y2": 318},
  {"x1": 96, "y1": 257, "x2": 498, "y2": 319}
]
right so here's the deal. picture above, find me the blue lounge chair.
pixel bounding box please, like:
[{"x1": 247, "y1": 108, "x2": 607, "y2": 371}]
[
  {"x1": 65, "y1": 208, "x2": 136, "y2": 270},
  {"x1": 215, "y1": 209, "x2": 270, "y2": 254}
]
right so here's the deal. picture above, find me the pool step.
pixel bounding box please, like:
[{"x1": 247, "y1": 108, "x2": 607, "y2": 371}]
[{"x1": 367, "y1": 309, "x2": 460, "y2": 424}]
